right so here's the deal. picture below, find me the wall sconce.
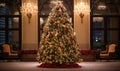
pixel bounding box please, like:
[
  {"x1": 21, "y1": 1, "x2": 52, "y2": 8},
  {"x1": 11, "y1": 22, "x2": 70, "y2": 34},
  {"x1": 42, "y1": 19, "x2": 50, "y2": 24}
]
[
  {"x1": 75, "y1": 1, "x2": 90, "y2": 23},
  {"x1": 21, "y1": 1, "x2": 37, "y2": 24}
]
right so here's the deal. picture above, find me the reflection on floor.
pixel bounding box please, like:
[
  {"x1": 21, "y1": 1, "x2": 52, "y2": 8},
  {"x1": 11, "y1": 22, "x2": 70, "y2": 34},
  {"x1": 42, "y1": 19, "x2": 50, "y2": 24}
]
[{"x1": 0, "y1": 61, "x2": 120, "y2": 71}]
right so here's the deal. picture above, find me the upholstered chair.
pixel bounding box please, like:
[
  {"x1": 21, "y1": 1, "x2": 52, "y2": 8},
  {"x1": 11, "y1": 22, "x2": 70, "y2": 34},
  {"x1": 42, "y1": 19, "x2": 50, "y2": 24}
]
[
  {"x1": 99, "y1": 44, "x2": 117, "y2": 59},
  {"x1": 2, "y1": 44, "x2": 18, "y2": 58}
]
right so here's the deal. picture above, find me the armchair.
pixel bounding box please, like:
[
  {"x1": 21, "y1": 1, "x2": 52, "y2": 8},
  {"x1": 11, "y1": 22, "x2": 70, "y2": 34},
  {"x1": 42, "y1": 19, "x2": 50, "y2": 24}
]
[
  {"x1": 99, "y1": 44, "x2": 117, "y2": 59},
  {"x1": 2, "y1": 44, "x2": 18, "y2": 59}
]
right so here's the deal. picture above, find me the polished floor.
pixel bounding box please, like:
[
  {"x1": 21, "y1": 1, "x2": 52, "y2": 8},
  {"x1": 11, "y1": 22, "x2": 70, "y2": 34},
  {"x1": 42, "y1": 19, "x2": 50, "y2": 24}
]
[{"x1": 0, "y1": 61, "x2": 120, "y2": 71}]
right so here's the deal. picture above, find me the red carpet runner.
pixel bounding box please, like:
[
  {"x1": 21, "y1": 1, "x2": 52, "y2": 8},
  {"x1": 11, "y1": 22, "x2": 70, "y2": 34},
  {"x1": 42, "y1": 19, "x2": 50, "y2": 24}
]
[{"x1": 38, "y1": 63, "x2": 81, "y2": 68}]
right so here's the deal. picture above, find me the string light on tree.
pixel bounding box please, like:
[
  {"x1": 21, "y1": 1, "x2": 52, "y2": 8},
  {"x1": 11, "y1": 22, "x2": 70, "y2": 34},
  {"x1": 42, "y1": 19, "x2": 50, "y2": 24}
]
[{"x1": 37, "y1": 1, "x2": 82, "y2": 65}]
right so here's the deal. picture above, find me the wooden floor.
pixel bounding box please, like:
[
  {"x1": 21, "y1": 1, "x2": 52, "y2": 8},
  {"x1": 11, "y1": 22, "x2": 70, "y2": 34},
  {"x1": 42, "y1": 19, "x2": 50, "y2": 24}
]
[{"x1": 0, "y1": 61, "x2": 120, "y2": 71}]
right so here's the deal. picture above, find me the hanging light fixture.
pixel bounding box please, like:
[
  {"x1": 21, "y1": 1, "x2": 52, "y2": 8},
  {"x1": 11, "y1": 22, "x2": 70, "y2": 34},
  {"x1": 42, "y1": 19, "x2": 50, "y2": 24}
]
[
  {"x1": 0, "y1": 3, "x2": 5, "y2": 7},
  {"x1": 21, "y1": 0, "x2": 37, "y2": 24},
  {"x1": 98, "y1": 2, "x2": 107, "y2": 10},
  {"x1": 74, "y1": 0, "x2": 90, "y2": 23}
]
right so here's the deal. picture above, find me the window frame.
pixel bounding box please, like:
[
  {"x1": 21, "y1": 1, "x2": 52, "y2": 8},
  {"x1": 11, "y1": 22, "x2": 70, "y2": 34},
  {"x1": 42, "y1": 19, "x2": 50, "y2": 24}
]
[{"x1": 90, "y1": 15, "x2": 120, "y2": 50}]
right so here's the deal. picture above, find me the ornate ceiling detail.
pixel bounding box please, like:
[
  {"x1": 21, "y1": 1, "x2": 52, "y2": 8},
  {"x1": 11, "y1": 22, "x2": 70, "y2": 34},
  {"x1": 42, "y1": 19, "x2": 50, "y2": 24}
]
[
  {"x1": 38, "y1": 0, "x2": 73, "y2": 16},
  {"x1": 91, "y1": 0, "x2": 120, "y2": 15}
]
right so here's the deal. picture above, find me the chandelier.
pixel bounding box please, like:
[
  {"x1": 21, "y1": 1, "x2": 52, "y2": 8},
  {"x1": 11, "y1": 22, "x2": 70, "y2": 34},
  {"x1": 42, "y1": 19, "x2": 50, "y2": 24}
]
[{"x1": 74, "y1": 0, "x2": 90, "y2": 23}]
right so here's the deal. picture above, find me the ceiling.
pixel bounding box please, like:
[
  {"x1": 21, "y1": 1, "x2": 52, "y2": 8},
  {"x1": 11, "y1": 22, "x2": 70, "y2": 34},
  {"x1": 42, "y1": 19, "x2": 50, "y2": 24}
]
[
  {"x1": 0, "y1": 0, "x2": 21, "y2": 14},
  {"x1": 39, "y1": 0, "x2": 120, "y2": 16},
  {"x1": 0, "y1": 0, "x2": 120, "y2": 15},
  {"x1": 38, "y1": 0, "x2": 73, "y2": 16},
  {"x1": 91, "y1": 0, "x2": 120, "y2": 15}
]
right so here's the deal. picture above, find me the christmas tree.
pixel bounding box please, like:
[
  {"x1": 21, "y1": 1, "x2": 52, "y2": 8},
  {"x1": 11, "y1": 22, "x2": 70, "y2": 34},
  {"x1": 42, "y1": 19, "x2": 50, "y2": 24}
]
[{"x1": 37, "y1": 2, "x2": 82, "y2": 65}]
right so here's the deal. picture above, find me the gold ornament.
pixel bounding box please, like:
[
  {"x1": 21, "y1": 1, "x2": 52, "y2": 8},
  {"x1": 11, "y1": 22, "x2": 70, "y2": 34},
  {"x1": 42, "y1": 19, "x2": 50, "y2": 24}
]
[{"x1": 43, "y1": 27, "x2": 49, "y2": 33}]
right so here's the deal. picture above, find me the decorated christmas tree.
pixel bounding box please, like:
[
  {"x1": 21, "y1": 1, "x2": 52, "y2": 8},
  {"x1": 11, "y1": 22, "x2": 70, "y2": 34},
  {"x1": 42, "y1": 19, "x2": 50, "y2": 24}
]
[{"x1": 37, "y1": 2, "x2": 82, "y2": 65}]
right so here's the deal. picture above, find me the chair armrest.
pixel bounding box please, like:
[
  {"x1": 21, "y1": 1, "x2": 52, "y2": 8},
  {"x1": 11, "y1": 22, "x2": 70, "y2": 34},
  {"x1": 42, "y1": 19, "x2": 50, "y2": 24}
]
[
  {"x1": 11, "y1": 51, "x2": 18, "y2": 54},
  {"x1": 100, "y1": 51, "x2": 107, "y2": 54}
]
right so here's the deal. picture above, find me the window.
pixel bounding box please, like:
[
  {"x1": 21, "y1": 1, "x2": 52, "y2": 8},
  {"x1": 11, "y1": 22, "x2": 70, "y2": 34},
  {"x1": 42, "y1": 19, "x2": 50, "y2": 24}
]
[
  {"x1": 91, "y1": 0, "x2": 120, "y2": 50},
  {"x1": 91, "y1": 16, "x2": 120, "y2": 50},
  {"x1": 0, "y1": 0, "x2": 21, "y2": 51}
]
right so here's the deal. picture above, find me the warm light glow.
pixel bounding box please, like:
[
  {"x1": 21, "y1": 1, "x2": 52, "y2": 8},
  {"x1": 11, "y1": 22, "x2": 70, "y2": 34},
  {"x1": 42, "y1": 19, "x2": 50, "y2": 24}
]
[
  {"x1": 98, "y1": 5, "x2": 106, "y2": 10},
  {"x1": 74, "y1": 1, "x2": 90, "y2": 23},
  {"x1": 40, "y1": 18, "x2": 44, "y2": 24},
  {"x1": 74, "y1": 32, "x2": 76, "y2": 36},
  {"x1": 13, "y1": 12, "x2": 20, "y2": 23},
  {"x1": 93, "y1": 17, "x2": 104, "y2": 22},
  {"x1": 21, "y1": 1, "x2": 37, "y2": 24},
  {"x1": 0, "y1": 3, "x2": 5, "y2": 7},
  {"x1": 97, "y1": 2, "x2": 106, "y2": 10}
]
